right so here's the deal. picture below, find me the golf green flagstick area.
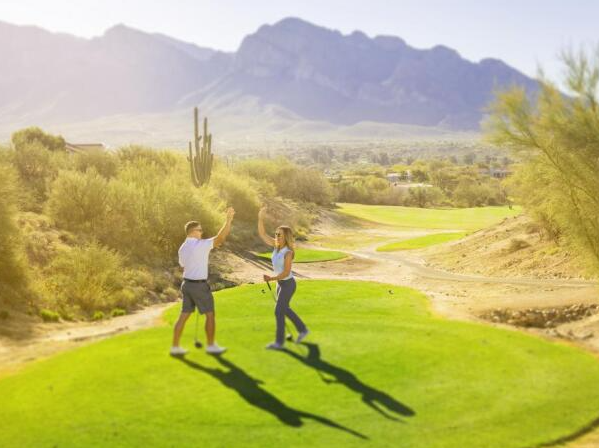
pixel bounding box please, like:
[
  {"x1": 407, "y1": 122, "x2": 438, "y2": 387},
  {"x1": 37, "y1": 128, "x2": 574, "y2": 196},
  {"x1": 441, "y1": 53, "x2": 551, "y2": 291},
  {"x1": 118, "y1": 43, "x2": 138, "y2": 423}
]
[
  {"x1": 2, "y1": 280, "x2": 599, "y2": 448},
  {"x1": 257, "y1": 248, "x2": 348, "y2": 263}
]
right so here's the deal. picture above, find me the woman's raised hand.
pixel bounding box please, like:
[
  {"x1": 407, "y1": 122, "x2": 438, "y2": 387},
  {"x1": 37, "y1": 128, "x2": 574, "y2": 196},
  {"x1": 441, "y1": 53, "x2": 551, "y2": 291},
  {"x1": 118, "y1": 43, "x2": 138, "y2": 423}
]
[{"x1": 258, "y1": 206, "x2": 267, "y2": 220}]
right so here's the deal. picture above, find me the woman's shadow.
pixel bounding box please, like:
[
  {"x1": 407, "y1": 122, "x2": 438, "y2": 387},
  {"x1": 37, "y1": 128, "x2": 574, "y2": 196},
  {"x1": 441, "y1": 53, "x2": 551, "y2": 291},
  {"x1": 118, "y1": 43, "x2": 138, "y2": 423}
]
[
  {"x1": 283, "y1": 342, "x2": 415, "y2": 421},
  {"x1": 174, "y1": 355, "x2": 367, "y2": 439}
]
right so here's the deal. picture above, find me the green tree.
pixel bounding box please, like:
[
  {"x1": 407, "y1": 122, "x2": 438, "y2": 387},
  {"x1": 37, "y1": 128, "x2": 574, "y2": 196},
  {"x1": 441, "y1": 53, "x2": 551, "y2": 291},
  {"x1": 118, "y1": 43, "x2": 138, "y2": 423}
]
[
  {"x1": 46, "y1": 169, "x2": 109, "y2": 235},
  {"x1": 486, "y1": 48, "x2": 599, "y2": 271},
  {"x1": 12, "y1": 127, "x2": 66, "y2": 152},
  {"x1": 0, "y1": 162, "x2": 28, "y2": 305}
]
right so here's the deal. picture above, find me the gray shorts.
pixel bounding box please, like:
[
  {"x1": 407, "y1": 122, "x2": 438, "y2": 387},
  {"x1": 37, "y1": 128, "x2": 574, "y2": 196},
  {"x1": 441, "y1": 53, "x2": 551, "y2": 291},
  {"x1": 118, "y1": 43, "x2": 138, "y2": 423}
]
[{"x1": 181, "y1": 280, "x2": 214, "y2": 314}]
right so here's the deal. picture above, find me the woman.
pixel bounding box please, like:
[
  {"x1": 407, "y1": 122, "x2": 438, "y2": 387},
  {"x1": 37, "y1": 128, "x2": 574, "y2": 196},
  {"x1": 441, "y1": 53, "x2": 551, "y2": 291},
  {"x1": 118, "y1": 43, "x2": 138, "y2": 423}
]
[{"x1": 258, "y1": 206, "x2": 309, "y2": 350}]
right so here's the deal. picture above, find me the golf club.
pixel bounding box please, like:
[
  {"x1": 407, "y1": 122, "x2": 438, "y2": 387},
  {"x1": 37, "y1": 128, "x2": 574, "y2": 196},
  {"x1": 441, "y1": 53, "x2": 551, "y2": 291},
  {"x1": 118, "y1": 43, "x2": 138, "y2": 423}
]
[
  {"x1": 194, "y1": 310, "x2": 203, "y2": 348},
  {"x1": 265, "y1": 281, "x2": 294, "y2": 342}
]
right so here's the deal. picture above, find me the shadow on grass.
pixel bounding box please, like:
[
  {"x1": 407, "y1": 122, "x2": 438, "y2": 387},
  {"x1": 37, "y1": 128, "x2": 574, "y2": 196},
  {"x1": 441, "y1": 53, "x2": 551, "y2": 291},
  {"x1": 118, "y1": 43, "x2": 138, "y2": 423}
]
[
  {"x1": 174, "y1": 355, "x2": 367, "y2": 440},
  {"x1": 283, "y1": 342, "x2": 415, "y2": 421}
]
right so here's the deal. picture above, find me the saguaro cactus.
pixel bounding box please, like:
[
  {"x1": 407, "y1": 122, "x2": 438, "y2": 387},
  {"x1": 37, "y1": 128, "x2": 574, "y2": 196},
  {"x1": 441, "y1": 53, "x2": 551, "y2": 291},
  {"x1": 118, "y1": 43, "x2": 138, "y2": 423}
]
[{"x1": 188, "y1": 107, "x2": 213, "y2": 187}]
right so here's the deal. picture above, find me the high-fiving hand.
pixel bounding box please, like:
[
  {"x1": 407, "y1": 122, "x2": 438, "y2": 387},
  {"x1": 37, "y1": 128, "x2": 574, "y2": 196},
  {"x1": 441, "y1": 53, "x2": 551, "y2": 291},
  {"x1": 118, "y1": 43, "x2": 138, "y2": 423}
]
[
  {"x1": 258, "y1": 206, "x2": 267, "y2": 220},
  {"x1": 226, "y1": 207, "x2": 235, "y2": 221}
]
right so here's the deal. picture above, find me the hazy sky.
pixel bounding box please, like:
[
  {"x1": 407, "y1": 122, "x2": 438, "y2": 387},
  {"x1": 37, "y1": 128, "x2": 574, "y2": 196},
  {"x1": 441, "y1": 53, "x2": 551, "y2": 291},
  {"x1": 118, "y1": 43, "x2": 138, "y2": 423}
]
[{"x1": 1, "y1": 0, "x2": 598, "y2": 81}]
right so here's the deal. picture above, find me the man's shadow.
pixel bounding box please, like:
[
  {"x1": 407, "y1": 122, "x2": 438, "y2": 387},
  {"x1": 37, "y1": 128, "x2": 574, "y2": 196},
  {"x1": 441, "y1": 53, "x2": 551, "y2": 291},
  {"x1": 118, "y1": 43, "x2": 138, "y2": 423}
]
[
  {"x1": 283, "y1": 342, "x2": 415, "y2": 421},
  {"x1": 174, "y1": 355, "x2": 366, "y2": 439}
]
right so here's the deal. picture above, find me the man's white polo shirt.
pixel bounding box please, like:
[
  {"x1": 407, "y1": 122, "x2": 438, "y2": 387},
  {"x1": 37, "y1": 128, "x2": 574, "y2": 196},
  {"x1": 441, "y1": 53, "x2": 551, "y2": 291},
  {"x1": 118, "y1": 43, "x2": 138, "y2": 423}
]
[{"x1": 178, "y1": 237, "x2": 214, "y2": 280}]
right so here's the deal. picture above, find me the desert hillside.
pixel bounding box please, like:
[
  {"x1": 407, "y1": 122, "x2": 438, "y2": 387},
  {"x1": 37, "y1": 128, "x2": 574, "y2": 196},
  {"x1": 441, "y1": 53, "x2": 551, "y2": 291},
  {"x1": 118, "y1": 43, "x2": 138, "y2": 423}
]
[{"x1": 423, "y1": 214, "x2": 591, "y2": 280}]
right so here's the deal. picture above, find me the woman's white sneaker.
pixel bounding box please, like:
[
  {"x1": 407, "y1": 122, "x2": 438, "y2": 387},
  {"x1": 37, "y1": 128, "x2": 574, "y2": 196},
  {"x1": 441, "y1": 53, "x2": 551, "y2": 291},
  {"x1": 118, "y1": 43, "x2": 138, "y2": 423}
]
[
  {"x1": 265, "y1": 342, "x2": 284, "y2": 350},
  {"x1": 296, "y1": 329, "x2": 310, "y2": 343},
  {"x1": 206, "y1": 344, "x2": 227, "y2": 355}
]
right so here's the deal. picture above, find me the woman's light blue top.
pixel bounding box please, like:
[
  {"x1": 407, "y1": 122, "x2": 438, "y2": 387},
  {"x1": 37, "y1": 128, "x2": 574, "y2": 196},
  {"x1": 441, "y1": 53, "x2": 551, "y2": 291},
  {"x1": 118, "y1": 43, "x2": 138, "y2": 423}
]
[{"x1": 272, "y1": 246, "x2": 294, "y2": 280}]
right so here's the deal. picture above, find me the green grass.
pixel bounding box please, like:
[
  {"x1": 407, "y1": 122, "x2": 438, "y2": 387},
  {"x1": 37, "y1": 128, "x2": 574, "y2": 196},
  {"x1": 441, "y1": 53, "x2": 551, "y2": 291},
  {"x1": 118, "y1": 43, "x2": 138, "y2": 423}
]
[
  {"x1": 337, "y1": 203, "x2": 521, "y2": 231},
  {"x1": 1, "y1": 280, "x2": 599, "y2": 448},
  {"x1": 377, "y1": 232, "x2": 468, "y2": 252},
  {"x1": 257, "y1": 248, "x2": 348, "y2": 263}
]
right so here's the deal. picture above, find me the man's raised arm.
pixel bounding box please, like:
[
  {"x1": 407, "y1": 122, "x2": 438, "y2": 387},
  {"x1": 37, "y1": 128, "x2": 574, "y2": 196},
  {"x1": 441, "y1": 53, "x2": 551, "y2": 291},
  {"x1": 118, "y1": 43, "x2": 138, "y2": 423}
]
[{"x1": 213, "y1": 207, "x2": 235, "y2": 248}]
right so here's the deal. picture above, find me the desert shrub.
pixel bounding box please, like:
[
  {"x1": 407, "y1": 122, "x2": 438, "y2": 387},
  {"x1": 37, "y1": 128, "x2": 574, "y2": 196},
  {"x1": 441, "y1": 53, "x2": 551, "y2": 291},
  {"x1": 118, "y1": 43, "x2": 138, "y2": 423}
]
[
  {"x1": 117, "y1": 146, "x2": 178, "y2": 172},
  {"x1": 487, "y1": 48, "x2": 599, "y2": 273},
  {"x1": 46, "y1": 169, "x2": 109, "y2": 235},
  {"x1": 74, "y1": 150, "x2": 118, "y2": 178},
  {"x1": 161, "y1": 287, "x2": 180, "y2": 302},
  {"x1": 106, "y1": 162, "x2": 223, "y2": 263},
  {"x1": 278, "y1": 168, "x2": 333, "y2": 205},
  {"x1": 12, "y1": 127, "x2": 66, "y2": 152},
  {"x1": 0, "y1": 310, "x2": 10, "y2": 320},
  {"x1": 452, "y1": 180, "x2": 487, "y2": 207},
  {"x1": 0, "y1": 163, "x2": 29, "y2": 306},
  {"x1": 406, "y1": 187, "x2": 446, "y2": 208},
  {"x1": 11, "y1": 141, "x2": 68, "y2": 206},
  {"x1": 19, "y1": 213, "x2": 72, "y2": 267},
  {"x1": 236, "y1": 158, "x2": 333, "y2": 205},
  {"x1": 40, "y1": 309, "x2": 60, "y2": 322},
  {"x1": 110, "y1": 308, "x2": 126, "y2": 317},
  {"x1": 507, "y1": 238, "x2": 531, "y2": 253},
  {"x1": 92, "y1": 311, "x2": 105, "y2": 321},
  {"x1": 335, "y1": 176, "x2": 406, "y2": 205},
  {"x1": 41, "y1": 243, "x2": 131, "y2": 317},
  {"x1": 211, "y1": 168, "x2": 261, "y2": 222}
]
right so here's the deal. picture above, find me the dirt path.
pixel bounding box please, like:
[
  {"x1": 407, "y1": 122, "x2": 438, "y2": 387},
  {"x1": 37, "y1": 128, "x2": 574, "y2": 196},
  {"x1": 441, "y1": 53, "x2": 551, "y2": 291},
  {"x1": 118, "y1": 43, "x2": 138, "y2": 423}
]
[{"x1": 0, "y1": 303, "x2": 171, "y2": 378}]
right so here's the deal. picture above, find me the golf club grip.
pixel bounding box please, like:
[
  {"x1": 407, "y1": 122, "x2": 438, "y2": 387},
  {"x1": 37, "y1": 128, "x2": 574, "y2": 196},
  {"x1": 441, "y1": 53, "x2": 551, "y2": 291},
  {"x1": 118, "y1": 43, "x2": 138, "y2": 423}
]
[{"x1": 266, "y1": 280, "x2": 273, "y2": 291}]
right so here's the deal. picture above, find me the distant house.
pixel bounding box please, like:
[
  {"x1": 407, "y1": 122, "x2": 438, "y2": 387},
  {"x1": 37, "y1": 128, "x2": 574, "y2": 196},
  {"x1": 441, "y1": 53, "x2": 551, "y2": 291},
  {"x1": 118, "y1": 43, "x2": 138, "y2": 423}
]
[
  {"x1": 386, "y1": 171, "x2": 412, "y2": 184},
  {"x1": 386, "y1": 173, "x2": 400, "y2": 183},
  {"x1": 65, "y1": 142, "x2": 106, "y2": 155},
  {"x1": 478, "y1": 167, "x2": 512, "y2": 179}
]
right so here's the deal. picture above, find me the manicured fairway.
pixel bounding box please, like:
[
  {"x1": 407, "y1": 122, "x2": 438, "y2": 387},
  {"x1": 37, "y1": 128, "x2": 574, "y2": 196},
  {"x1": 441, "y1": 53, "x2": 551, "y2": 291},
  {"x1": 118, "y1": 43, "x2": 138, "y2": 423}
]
[
  {"x1": 337, "y1": 203, "x2": 521, "y2": 231},
  {"x1": 257, "y1": 248, "x2": 348, "y2": 263},
  {"x1": 376, "y1": 232, "x2": 467, "y2": 251},
  {"x1": 1, "y1": 280, "x2": 599, "y2": 448}
]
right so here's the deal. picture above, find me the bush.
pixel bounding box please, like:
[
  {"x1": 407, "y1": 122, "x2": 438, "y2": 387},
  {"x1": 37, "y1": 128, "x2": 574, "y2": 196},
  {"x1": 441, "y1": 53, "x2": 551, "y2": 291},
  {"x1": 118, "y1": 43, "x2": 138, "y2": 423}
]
[
  {"x1": 41, "y1": 243, "x2": 131, "y2": 317},
  {"x1": 279, "y1": 168, "x2": 333, "y2": 205},
  {"x1": 507, "y1": 238, "x2": 531, "y2": 253},
  {"x1": 117, "y1": 146, "x2": 178, "y2": 172},
  {"x1": 74, "y1": 150, "x2": 118, "y2": 178},
  {"x1": 0, "y1": 163, "x2": 29, "y2": 306},
  {"x1": 40, "y1": 309, "x2": 60, "y2": 322},
  {"x1": 406, "y1": 187, "x2": 446, "y2": 208},
  {"x1": 236, "y1": 158, "x2": 333, "y2": 205},
  {"x1": 110, "y1": 308, "x2": 126, "y2": 317},
  {"x1": 11, "y1": 141, "x2": 67, "y2": 206},
  {"x1": 46, "y1": 169, "x2": 109, "y2": 235},
  {"x1": 92, "y1": 311, "x2": 105, "y2": 321},
  {"x1": 110, "y1": 161, "x2": 223, "y2": 263},
  {"x1": 0, "y1": 310, "x2": 9, "y2": 320},
  {"x1": 211, "y1": 168, "x2": 261, "y2": 222},
  {"x1": 12, "y1": 127, "x2": 66, "y2": 152}
]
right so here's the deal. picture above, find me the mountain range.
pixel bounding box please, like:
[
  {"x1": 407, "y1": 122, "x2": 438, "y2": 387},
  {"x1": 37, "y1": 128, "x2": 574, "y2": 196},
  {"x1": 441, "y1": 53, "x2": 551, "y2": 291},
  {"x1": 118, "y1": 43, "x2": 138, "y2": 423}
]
[{"x1": 0, "y1": 18, "x2": 538, "y2": 145}]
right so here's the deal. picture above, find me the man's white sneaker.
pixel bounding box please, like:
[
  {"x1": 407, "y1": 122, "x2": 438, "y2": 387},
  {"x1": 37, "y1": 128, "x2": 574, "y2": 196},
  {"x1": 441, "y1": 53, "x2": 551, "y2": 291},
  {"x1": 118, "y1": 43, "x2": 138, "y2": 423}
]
[
  {"x1": 206, "y1": 344, "x2": 227, "y2": 355},
  {"x1": 265, "y1": 342, "x2": 284, "y2": 350},
  {"x1": 296, "y1": 329, "x2": 310, "y2": 343},
  {"x1": 170, "y1": 346, "x2": 188, "y2": 356}
]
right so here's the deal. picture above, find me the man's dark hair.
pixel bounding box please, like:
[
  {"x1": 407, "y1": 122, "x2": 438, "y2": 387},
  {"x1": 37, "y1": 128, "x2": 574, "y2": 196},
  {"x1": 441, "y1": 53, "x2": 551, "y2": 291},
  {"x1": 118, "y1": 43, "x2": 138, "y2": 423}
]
[{"x1": 185, "y1": 221, "x2": 201, "y2": 235}]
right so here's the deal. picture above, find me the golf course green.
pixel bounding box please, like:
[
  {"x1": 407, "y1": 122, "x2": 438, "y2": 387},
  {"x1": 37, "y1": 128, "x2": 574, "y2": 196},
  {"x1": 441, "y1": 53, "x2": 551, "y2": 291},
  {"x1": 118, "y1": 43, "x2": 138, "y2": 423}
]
[
  {"x1": 376, "y1": 232, "x2": 468, "y2": 252},
  {"x1": 257, "y1": 248, "x2": 348, "y2": 263},
  {"x1": 1, "y1": 280, "x2": 598, "y2": 448},
  {"x1": 337, "y1": 203, "x2": 520, "y2": 231}
]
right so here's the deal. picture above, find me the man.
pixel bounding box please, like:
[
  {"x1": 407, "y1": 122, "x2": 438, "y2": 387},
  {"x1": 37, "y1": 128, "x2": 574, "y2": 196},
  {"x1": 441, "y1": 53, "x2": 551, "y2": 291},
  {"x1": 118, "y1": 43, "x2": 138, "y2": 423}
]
[{"x1": 170, "y1": 207, "x2": 235, "y2": 356}]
